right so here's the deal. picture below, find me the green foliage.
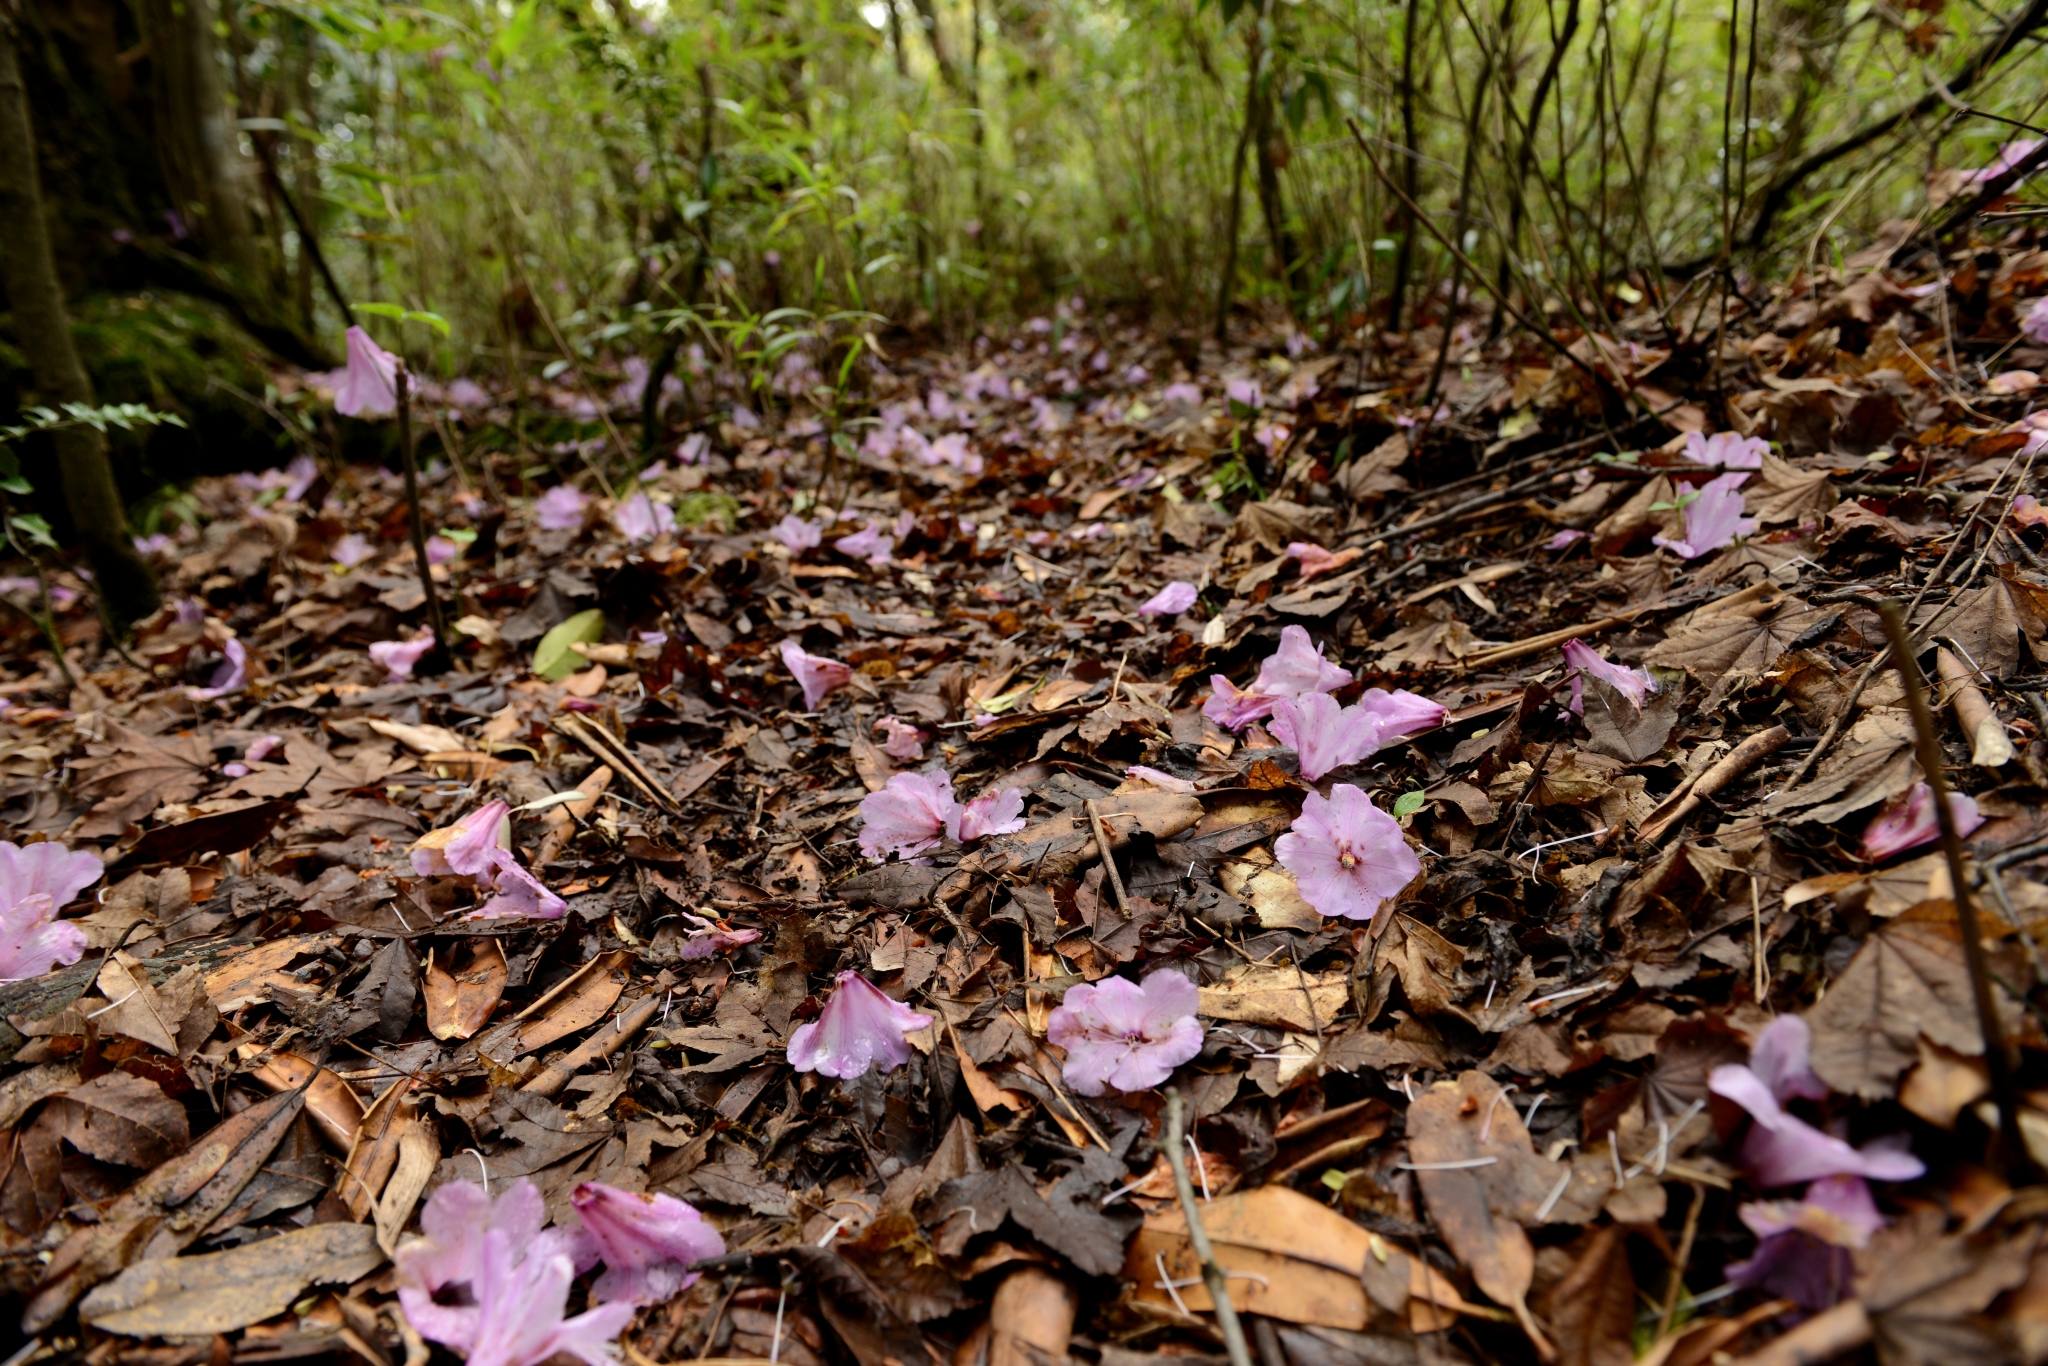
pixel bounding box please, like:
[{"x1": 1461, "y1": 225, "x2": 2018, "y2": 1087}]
[
  {"x1": 0, "y1": 403, "x2": 187, "y2": 449},
  {"x1": 673, "y1": 490, "x2": 743, "y2": 531},
  {"x1": 534, "y1": 609, "x2": 607, "y2": 681}
]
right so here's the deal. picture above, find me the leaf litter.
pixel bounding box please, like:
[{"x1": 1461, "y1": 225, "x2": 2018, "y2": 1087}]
[{"x1": 10, "y1": 244, "x2": 2048, "y2": 1366}]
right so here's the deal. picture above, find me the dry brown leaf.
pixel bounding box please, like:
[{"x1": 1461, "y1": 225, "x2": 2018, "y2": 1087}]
[
  {"x1": 1746, "y1": 454, "x2": 1838, "y2": 525},
  {"x1": 424, "y1": 938, "x2": 508, "y2": 1041},
  {"x1": 1534, "y1": 1225, "x2": 1637, "y2": 1366},
  {"x1": 70, "y1": 722, "x2": 214, "y2": 838},
  {"x1": 1913, "y1": 570, "x2": 2048, "y2": 679},
  {"x1": 1807, "y1": 917, "x2": 2016, "y2": 1098},
  {"x1": 79, "y1": 1223, "x2": 384, "y2": 1337},
  {"x1": 56, "y1": 1072, "x2": 189, "y2": 1169},
  {"x1": 1198, "y1": 964, "x2": 1348, "y2": 1033}
]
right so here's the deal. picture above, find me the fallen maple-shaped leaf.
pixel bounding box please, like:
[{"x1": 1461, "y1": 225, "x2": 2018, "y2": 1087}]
[
  {"x1": 1912, "y1": 568, "x2": 2048, "y2": 679},
  {"x1": 1756, "y1": 707, "x2": 1917, "y2": 826},
  {"x1": 1642, "y1": 583, "x2": 1835, "y2": 707},
  {"x1": 69, "y1": 721, "x2": 214, "y2": 839}
]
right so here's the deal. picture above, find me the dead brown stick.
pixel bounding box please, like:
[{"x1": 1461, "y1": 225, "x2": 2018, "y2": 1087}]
[
  {"x1": 1935, "y1": 646, "x2": 2014, "y2": 768},
  {"x1": 1161, "y1": 1087, "x2": 1254, "y2": 1366},
  {"x1": 394, "y1": 369, "x2": 452, "y2": 674},
  {"x1": 1453, "y1": 613, "x2": 1642, "y2": 672},
  {"x1": 522, "y1": 989, "x2": 663, "y2": 1098},
  {"x1": 1639, "y1": 725, "x2": 1790, "y2": 845},
  {"x1": 1879, "y1": 602, "x2": 2030, "y2": 1176},
  {"x1": 1083, "y1": 799, "x2": 1131, "y2": 915}
]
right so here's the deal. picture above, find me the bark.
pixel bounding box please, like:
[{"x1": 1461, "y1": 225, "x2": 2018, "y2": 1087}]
[
  {"x1": 0, "y1": 18, "x2": 160, "y2": 626},
  {"x1": 1387, "y1": 0, "x2": 1424, "y2": 331},
  {"x1": 139, "y1": 0, "x2": 259, "y2": 281},
  {"x1": 1251, "y1": 59, "x2": 1299, "y2": 299}
]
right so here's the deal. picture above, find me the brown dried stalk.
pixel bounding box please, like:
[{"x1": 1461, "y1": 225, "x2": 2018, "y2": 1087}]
[{"x1": 1160, "y1": 1088, "x2": 1254, "y2": 1366}]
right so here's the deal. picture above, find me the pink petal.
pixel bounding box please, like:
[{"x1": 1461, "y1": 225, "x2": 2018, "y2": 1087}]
[
  {"x1": 572, "y1": 1182, "x2": 725, "y2": 1305},
  {"x1": 1267, "y1": 693, "x2": 1382, "y2": 782},
  {"x1": 1274, "y1": 783, "x2": 1419, "y2": 921},
  {"x1": 1125, "y1": 765, "x2": 1198, "y2": 794},
  {"x1": 1353, "y1": 687, "x2": 1447, "y2": 743},
  {"x1": 786, "y1": 971, "x2": 933, "y2": 1079},
  {"x1": 188, "y1": 639, "x2": 249, "y2": 701},
  {"x1": 370, "y1": 635, "x2": 437, "y2": 680},
  {"x1": 1255, "y1": 625, "x2": 1353, "y2": 698},
  {"x1": 335, "y1": 326, "x2": 400, "y2": 418},
  {"x1": 1047, "y1": 971, "x2": 1204, "y2": 1096},
  {"x1": 953, "y1": 788, "x2": 1026, "y2": 842},
  {"x1": 780, "y1": 639, "x2": 852, "y2": 711},
  {"x1": 534, "y1": 486, "x2": 589, "y2": 531},
  {"x1": 858, "y1": 770, "x2": 959, "y2": 861},
  {"x1": 1138, "y1": 581, "x2": 1199, "y2": 618},
  {"x1": 876, "y1": 716, "x2": 925, "y2": 761},
  {"x1": 1859, "y1": 782, "x2": 1984, "y2": 860},
  {"x1": 1561, "y1": 639, "x2": 1657, "y2": 714}
]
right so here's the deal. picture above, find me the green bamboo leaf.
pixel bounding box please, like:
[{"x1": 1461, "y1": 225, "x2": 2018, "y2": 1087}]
[{"x1": 533, "y1": 609, "x2": 606, "y2": 682}]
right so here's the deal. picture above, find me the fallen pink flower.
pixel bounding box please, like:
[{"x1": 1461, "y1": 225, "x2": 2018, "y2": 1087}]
[
  {"x1": 426, "y1": 535, "x2": 460, "y2": 565},
  {"x1": 2024, "y1": 298, "x2": 2048, "y2": 346},
  {"x1": 1138, "y1": 581, "x2": 1199, "y2": 619},
  {"x1": 188, "y1": 639, "x2": 248, "y2": 701},
  {"x1": 858, "y1": 770, "x2": 961, "y2": 861},
  {"x1": 787, "y1": 970, "x2": 933, "y2": 1079},
  {"x1": 1204, "y1": 625, "x2": 1353, "y2": 731},
  {"x1": 2013, "y1": 493, "x2": 2048, "y2": 528},
  {"x1": 246, "y1": 734, "x2": 285, "y2": 763},
  {"x1": 0, "y1": 841, "x2": 99, "y2": 982},
  {"x1": 1225, "y1": 377, "x2": 1263, "y2": 410},
  {"x1": 1543, "y1": 529, "x2": 1588, "y2": 550},
  {"x1": 1859, "y1": 781, "x2": 1984, "y2": 860},
  {"x1": 771, "y1": 515, "x2": 823, "y2": 551},
  {"x1": 335, "y1": 326, "x2": 401, "y2": 418},
  {"x1": 834, "y1": 522, "x2": 895, "y2": 566},
  {"x1": 411, "y1": 802, "x2": 566, "y2": 920},
  {"x1": 1727, "y1": 1175, "x2": 1884, "y2": 1314},
  {"x1": 1276, "y1": 783, "x2": 1420, "y2": 921},
  {"x1": 677, "y1": 432, "x2": 711, "y2": 465},
  {"x1": 1047, "y1": 971, "x2": 1205, "y2": 1096},
  {"x1": 876, "y1": 715, "x2": 925, "y2": 761},
  {"x1": 1562, "y1": 638, "x2": 1657, "y2": 714},
  {"x1": 613, "y1": 493, "x2": 676, "y2": 544},
  {"x1": 331, "y1": 533, "x2": 377, "y2": 568},
  {"x1": 570, "y1": 1182, "x2": 725, "y2": 1305},
  {"x1": 1254, "y1": 423, "x2": 1292, "y2": 456},
  {"x1": 673, "y1": 910, "x2": 761, "y2": 959},
  {"x1": 1708, "y1": 1015, "x2": 1925, "y2": 1188},
  {"x1": 1268, "y1": 693, "x2": 1382, "y2": 782},
  {"x1": 1683, "y1": 430, "x2": 1769, "y2": 470},
  {"x1": 1966, "y1": 138, "x2": 2043, "y2": 183},
  {"x1": 951, "y1": 788, "x2": 1026, "y2": 842},
  {"x1": 534, "y1": 486, "x2": 589, "y2": 531},
  {"x1": 1354, "y1": 687, "x2": 1447, "y2": 743},
  {"x1": 1286, "y1": 542, "x2": 1362, "y2": 581},
  {"x1": 1125, "y1": 765, "x2": 1198, "y2": 794},
  {"x1": 1160, "y1": 382, "x2": 1203, "y2": 406},
  {"x1": 1654, "y1": 472, "x2": 1757, "y2": 559},
  {"x1": 780, "y1": 639, "x2": 852, "y2": 711},
  {"x1": 370, "y1": 634, "x2": 437, "y2": 680}
]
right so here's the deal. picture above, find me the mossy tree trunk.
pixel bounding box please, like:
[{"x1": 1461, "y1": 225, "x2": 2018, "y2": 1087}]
[{"x1": 0, "y1": 15, "x2": 161, "y2": 628}]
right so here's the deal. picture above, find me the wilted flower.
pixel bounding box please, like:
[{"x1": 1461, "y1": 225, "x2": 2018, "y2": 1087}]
[
  {"x1": 1204, "y1": 624, "x2": 1353, "y2": 731},
  {"x1": 676, "y1": 432, "x2": 711, "y2": 466},
  {"x1": 411, "y1": 801, "x2": 566, "y2": 920},
  {"x1": 1727, "y1": 1175, "x2": 1884, "y2": 1313},
  {"x1": 834, "y1": 522, "x2": 895, "y2": 566},
  {"x1": 1355, "y1": 687, "x2": 1446, "y2": 744},
  {"x1": 1562, "y1": 639, "x2": 1657, "y2": 714},
  {"x1": 1138, "y1": 581, "x2": 1199, "y2": 619},
  {"x1": 188, "y1": 639, "x2": 248, "y2": 702},
  {"x1": 1160, "y1": 381, "x2": 1203, "y2": 406},
  {"x1": 1047, "y1": 971, "x2": 1205, "y2": 1096},
  {"x1": 1543, "y1": 529, "x2": 1588, "y2": 550},
  {"x1": 876, "y1": 716, "x2": 925, "y2": 761},
  {"x1": 786, "y1": 970, "x2": 933, "y2": 1079},
  {"x1": 2014, "y1": 493, "x2": 2048, "y2": 528},
  {"x1": 395, "y1": 1179, "x2": 624, "y2": 1366},
  {"x1": 426, "y1": 535, "x2": 460, "y2": 565},
  {"x1": 1276, "y1": 783, "x2": 1420, "y2": 921},
  {"x1": 780, "y1": 639, "x2": 852, "y2": 711},
  {"x1": 858, "y1": 771, "x2": 960, "y2": 861},
  {"x1": 335, "y1": 327, "x2": 401, "y2": 418},
  {"x1": 672, "y1": 910, "x2": 761, "y2": 959},
  {"x1": 1654, "y1": 472, "x2": 1758, "y2": 559},
  {"x1": 0, "y1": 841, "x2": 99, "y2": 982},
  {"x1": 1268, "y1": 693, "x2": 1382, "y2": 782},
  {"x1": 1858, "y1": 781, "x2": 1985, "y2": 861},
  {"x1": 570, "y1": 1183, "x2": 725, "y2": 1306},
  {"x1": 1285, "y1": 542, "x2": 1352, "y2": 581},
  {"x1": 951, "y1": 788, "x2": 1026, "y2": 843},
  {"x1": 771, "y1": 515, "x2": 823, "y2": 551},
  {"x1": 613, "y1": 493, "x2": 676, "y2": 544},
  {"x1": 928, "y1": 432, "x2": 983, "y2": 474},
  {"x1": 331, "y1": 533, "x2": 377, "y2": 568},
  {"x1": 1683, "y1": 430, "x2": 1769, "y2": 470},
  {"x1": 534, "y1": 486, "x2": 589, "y2": 532},
  {"x1": 2024, "y1": 298, "x2": 2048, "y2": 346},
  {"x1": 370, "y1": 633, "x2": 437, "y2": 681},
  {"x1": 1708, "y1": 1015, "x2": 1926, "y2": 1188},
  {"x1": 730, "y1": 404, "x2": 760, "y2": 430},
  {"x1": 1254, "y1": 423, "x2": 1292, "y2": 456}
]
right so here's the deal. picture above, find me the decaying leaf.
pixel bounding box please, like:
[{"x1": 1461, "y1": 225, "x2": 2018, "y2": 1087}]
[{"x1": 80, "y1": 1223, "x2": 385, "y2": 1336}]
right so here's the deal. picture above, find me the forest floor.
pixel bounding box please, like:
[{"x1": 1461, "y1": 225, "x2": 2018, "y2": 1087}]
[{"x1": 4, "y1": 214, "x2": 2048, "y2": 1366}]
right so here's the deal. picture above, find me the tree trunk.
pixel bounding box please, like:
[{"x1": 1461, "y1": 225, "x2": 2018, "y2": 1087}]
[
  {"x1": 140, "y1": 0, "x2": 260, "y2": 282},
  {"x1": 0, "y1": 18, "x2": 160, "y2": 627},
  {"x1": 1214, "y1": 3, "x2": 1267, "y2": 342},
  {"x1": 1251, "y1": 62, "x2": 1299, "y2": 301},
  {"x1": 1387, "y1": 0, "x2": 1424, "y2": 331}
]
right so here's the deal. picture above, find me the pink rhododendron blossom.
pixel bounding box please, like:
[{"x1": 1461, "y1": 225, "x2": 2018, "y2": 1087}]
[
  {"x1": 730, "y1": 404, "x2": 760, "y2": 430},
  {"x1": 1654, "y1": 472, "x2": 1758, "y2": 558},
  {"x1": 1160, "y1": 382, "x2": 1203, "y2": 406},
  {"x1": 2013, "y1": 493, "x2": 2048, "y2": 528},
  {"x1": 1138, "y1": 581, "x2": 1199, "y2": 618},
  {"x1": 1544, "y1": 529, "x2": 1588, "y2": 550},
  {"x1": 570, "y1": 1182, "x2": 725, "y2": 1305},
  {"x1": 876, "y1": 716, "x2": 925, "y2": 761},
  {"x1": 859, "y1": 771, "x2": 961, "y2": 861},
  {"x1": 331, "y1": 533, "x2": 376, "y2": 567},
  {"x1": 335, "y1": 326, "x2": 401, "y2": 418},
  {"x1": 672, "y1": 910, "x2": 761, "y2": 959},
  {"x1": 426, "y1": 535, "x2": 459, "y2": 565},
  {"x1": 1858, "y1": 782, "x2": 1984, "y2": 860},
  {"x1": 613, "y1": 493, "x2": 676, "y2": 543},
  {"x1": 1129, "y1": 765, "x2": 1200, "y2": 795},
  {"x1": 1268, "y1": 693, "x2": 1383, "y2": 782},
  {"x1": 1967, "y1": 139, "x2": 2043, "y2": 183},
  {"x1": 786, "y1": 970, "x2": 933, "y2": 1079},
  {"x1": 395, "y1": 1179, "x2": 623, "y2": 1366},
  {"x1": 2024, "y1": 298, "x2": 2048, "y2": 346},
  {"x1": 1047, "y1": 971, "x2": 1205, "y2": 1096},
  {"x1": 771, "y1": 515, "x2": 823, "y2": 551},
  {"x1": 1708, "y1": 1015, "x2": 1925, "y2": 1188},
  {"x1": 411, "y1": 802, "x2": 566, "y2": 920},
  {"x1": 0, "y1": 841, "x2": 99, "y2": 982},
  {"x1": 370, "y1": 634, "x2": 437, "y2": 680},
  {"x1": 834, "y1": 523, "x2": 895, "y2": 566},
  {"x1": 780, "y1": 639, "x2": 852, "y2": 711},
  {"x1": 534, "y1": 486, "x2": 589, "y2": 531},
  {"x1": 928, "y1": 432, "x2": 983, "y2": 474},
  {"x1": 1285, "y1": 542, "x2": 1349, "y2": 581},
  {"x1": 1562, "y1": 639, "x2": 1657, "y2": 714},
  {"x1": 1256, "y1": 624, "x2": 1353, "y2": 697},
  {"x1": 677, "y1": 432, "x2": 711, "y2": 465},
  {"x1": 1276, "y1": 783, "x2": 1420, "y2": 921},
  {"x1": 189, "y1": 639, "x2": 248, "y2": 701},
  {"x1": 951, "y1": 788, "x2": 1026, "y2": 842},
  {"x1": 1683, "y1": 430, "x2": 1769, "y2": 470},
  {"x1": 1225, "y1": 378, "x2": 1263, "y2": 410},
  {"x1": 1355, "y1": 687, "x2": 1446, "y2": 743},
  {"x1": 1727, "y1": 1175, "x2": 1884, "y2": 1313}
]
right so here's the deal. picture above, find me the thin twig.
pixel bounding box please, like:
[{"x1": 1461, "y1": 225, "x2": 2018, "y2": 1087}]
[
  {"x1": 1084, "y1": 799, "x2": 1131, "y2": 916},
  {"x1": 1161, "y1": 1088, "x2": 1254, "y2": 1366},
  {"x1": 394, "y1": 369, "x2": 451, "y2": 673},
  {"x1": 1878, "y1": 601, "x2": 2031, "y2": 1176}
]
